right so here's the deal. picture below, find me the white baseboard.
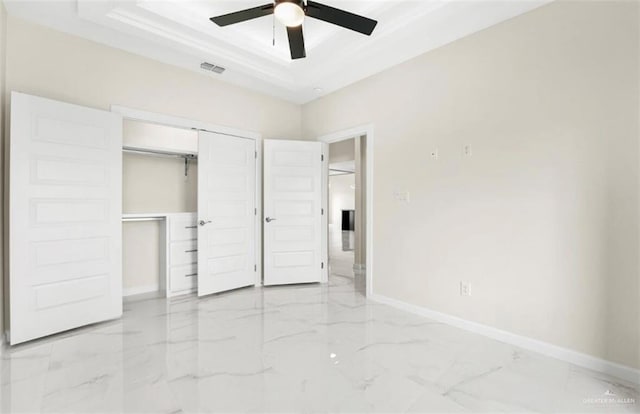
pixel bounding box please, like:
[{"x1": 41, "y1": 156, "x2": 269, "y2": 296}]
[
  {"x1": 369, "y1": 293, "x2": 640, "y2": 385},
  {"x1": 123, "y1": 284, "x2": 159, "y2": 297}
]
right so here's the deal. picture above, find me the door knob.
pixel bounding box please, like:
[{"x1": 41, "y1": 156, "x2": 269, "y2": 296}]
[
  {"x1": 265, "y1": 217, "x2": 277, "y2": 223},
  {"x1": 199, "y1": 220, "x2": 212, "y2": 226}
]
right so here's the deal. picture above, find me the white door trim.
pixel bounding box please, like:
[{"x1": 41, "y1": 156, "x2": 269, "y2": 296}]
[
  {"x1": 317, "y1": 124, "x2": 374, "y2": 297},
  {"x1": 110, "y1": 105, "x2": 263, "y2": 286}
]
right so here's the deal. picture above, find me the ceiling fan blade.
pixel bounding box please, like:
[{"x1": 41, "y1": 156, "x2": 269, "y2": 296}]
[
  {"x1": 287, "y1": 25, "x2": 306, "y2": 60},
  {"x1": 210, "y1": 3, "x2": 274, "y2": 27},
  {"x1": 305, "y1": 1, "x2": 377, "y2": 36}
]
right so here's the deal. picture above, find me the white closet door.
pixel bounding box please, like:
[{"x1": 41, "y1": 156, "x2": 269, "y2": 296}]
[
  {"x1": 197, "y1": 131, "x2": 256, "y2": 296},
  {"x1": 263, "y1": 140, "x2": 323, "y2": 285},
  {"x1": 9, "y1": 92, "x2": 123, "y2": 345}
]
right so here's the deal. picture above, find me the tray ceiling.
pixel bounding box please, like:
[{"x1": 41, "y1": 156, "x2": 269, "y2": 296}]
[{"x1": 4, "y1": 0, "x2": 551, "y2": 103}]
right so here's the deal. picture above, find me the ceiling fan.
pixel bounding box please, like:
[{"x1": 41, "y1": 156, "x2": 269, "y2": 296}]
[{"x1": 210, "y1": 0, "x2": 378, "y2": 60}]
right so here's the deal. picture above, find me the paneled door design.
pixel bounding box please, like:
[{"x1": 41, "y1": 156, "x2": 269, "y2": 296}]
[
  {"x1": 197, "y1": 131, "x2": 257, "y2": 296},
  {"x1": 9, "y1": 92, "x2": 123, "y2": 345},
  {"x1": 263, "y1": 140, "x2": 323, "y2": 285}
]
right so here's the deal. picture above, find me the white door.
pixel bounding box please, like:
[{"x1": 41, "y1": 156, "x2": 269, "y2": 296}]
[
  {"x1": 264, "y1": 140, "x2": 324, "y2": 285},
  {"x1": 9, "y1": 92, "x2": 123, "y2": 345},
  {"x1": 197, "y1": 131, "x2": 257, "y2": 296}
]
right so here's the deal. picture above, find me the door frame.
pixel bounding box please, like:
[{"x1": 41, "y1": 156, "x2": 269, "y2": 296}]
[
  {"x1": 110, "y1": 105, "x2": 263, "y2": 287},
  {"x1": 318, "y1": 124, "x2": 374, "y2": 297}
]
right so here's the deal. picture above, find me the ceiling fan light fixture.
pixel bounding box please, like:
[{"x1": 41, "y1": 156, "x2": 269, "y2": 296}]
[{"x1": 274, "y1": 1, "x2": 305, "y2": 27}]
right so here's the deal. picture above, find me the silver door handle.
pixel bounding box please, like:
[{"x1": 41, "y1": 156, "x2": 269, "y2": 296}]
[
  {"x1": 199, "y1": 220, "x2": 212, "y2": 226},
  {"x1": 265, "y1": 217, "x2": 277, "y2": 223}
]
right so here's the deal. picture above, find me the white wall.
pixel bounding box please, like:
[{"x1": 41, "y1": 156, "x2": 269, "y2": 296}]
[
  {"x1": 329, "y1": 174, "x2": 355, "y2": 227},
  {"x1": 302, "y1": 1, "x2": 640, "y2": 369}
]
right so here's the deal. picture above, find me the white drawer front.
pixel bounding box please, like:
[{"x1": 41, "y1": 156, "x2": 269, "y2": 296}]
[
  {"x1": 170, "y1": 264, "x2": 196, "y2": 293},
  {"x1": 170, "y1": 241, "x2": 197, "y2": 266},
  {"x1": 170, "y1": 215, "x2": 197, "y2": 242}
]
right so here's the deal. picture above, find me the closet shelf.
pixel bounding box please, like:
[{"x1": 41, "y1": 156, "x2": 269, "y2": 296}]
[{"x1": 122, "y1": 212, "x2": 196, "y2": 222}]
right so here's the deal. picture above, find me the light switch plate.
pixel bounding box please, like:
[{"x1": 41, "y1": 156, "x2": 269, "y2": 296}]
[
  {"x1": 393, "y1": 191, "x2": 410, "y2": 203},
  {"x1": 460, "y1": 281, "x2": 472, "y2": 296}
]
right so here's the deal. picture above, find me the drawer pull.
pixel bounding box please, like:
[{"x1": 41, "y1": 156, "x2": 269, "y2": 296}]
[
  {"x1": 184, "y1": 225, "x2": 197, "y2": 229},
  {"x1": 184, "y1": 249, "x2": 198, "y2": 253},
  {"x1": 185, "y1": 273, "x2": 197, "y2": 277}
]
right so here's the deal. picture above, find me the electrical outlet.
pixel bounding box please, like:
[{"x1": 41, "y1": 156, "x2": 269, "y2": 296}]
[
  {"x1": 460, "y1": 281, "x2": 472, "y2": 297},
  {"x1": 463, "y1": 144, "x2": 472, "y2": 157},
  {"x1": 430, "y1": 148, "x2": 439, "y2": 160}
]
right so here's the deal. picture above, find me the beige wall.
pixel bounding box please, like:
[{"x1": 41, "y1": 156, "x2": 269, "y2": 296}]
[
  {"x1": 329, "y1": 138, "x2": 355, "y2": 164},
  {"x1": 122, "y1": 221, "x2": 162, "y2": 294},
  {"x1": 4, "y1": 17, "x2": 302, "y2": 140},
  {"x1": 122, "y1": 120, "x2": 198, "y2": 293},
  {"x1": 123, "y1": 121, "x2": 198, "y2": 214},
  {"x1": 354, "y1": 136, "x2": 366, "y2": 269},
  {"x1": 1, "y1": 16, "x2": 305, "y2": 326},
  {"x1": 329, "y1": 174, "x2": 355, "y2": 227},
  {"x1": 0, "y1": 1, "x2": 6, "y2": 339},
  {"x1": 302, "y1": 0, "x2": 640, "y2": 369},
  {"x1": 1, "y1": 0, "x2": 638, "y2": 372}
]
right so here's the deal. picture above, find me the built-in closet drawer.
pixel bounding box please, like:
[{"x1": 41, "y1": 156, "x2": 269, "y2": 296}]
[
  {"x1": 166, "y1": 212, "x2": 198, "y2": 297},
  {"x1": 170, "y1": 264, "x2": 197, "y2": 293},
  {"x1": 170, "y1": 216, "x2": 198, "y2": 242},
  {"x1": 170, "y1": 240, "x2": 197, "y2": 266}
]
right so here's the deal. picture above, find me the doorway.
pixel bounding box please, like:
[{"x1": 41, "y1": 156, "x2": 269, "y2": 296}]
[
  {"x1": 328, "y1": 139, "x2": 356, "y2": 282},
  {"x1": 322, "y1": 130, "x2": 371, "y2": 296}
]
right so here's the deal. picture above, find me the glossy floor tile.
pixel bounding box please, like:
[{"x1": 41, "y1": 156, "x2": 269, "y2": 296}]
[
  {"x1": 329, "y1": 226, "x2": 355, "y2": 280},
  {"x1": 1, "y1": 275, "x2": 638, "y2": 413}
]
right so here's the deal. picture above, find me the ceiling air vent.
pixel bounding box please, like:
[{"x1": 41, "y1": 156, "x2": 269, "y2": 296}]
[{"x1": 200, "y1": 62, "x2": 226, "y2": 74}]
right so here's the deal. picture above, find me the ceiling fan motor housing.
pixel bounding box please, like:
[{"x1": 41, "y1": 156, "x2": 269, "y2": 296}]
[{"x1": 275, "y1": 0, "x2": 305, "y2": 8}]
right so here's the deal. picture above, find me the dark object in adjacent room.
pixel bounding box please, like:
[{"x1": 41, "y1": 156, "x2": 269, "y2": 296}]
[{"x1": 342, "y1": 209, "x2": 355, "y2": 231}]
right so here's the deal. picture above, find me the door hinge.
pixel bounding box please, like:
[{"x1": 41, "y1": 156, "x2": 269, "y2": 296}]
[
  {"x1": 321, "y1": 208, "x2": 324, "y2": 215},
  {"x1": 321, "y1": 154, "x2": 324, "y2": 161},
  {"x1": 255, "y1": 151, "x2": 258, "y2": 159},
  {"x1": 255, "y1": 208, "x2": 257, "y2": 215},
  {"x1": 321, "y1": 262, "x2": 324, "y2": 269},
  {"x1": 254, "y1": 264, "x2": 257, "y2": 272}
]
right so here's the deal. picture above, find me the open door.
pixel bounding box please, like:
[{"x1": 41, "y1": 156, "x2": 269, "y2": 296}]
[
  {"x1": 264, "y1": 139, "x2": 324, "y2": 285},
  {"x1": 197, "y1": 131, "x2": 257, "y2": 296},
  {"x1": 9, "y1": 92, "x2": 123, "y2": 345}
]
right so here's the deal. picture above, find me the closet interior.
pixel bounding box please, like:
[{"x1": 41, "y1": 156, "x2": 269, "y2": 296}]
[{"x1": 122, "y1": 120, "x2": 199, "y2": 298}]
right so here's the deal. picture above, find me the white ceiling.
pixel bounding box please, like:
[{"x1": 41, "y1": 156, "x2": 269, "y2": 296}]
[{"x1": 4, "y1": 0, "x2": 551, "y2": 104}]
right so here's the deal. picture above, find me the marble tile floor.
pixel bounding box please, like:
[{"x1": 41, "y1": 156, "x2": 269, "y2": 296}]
[
  {"x1": 329, "y1": 227, "x2": 355, "y2": 280},
  {"x1": 1, "y1": 275, "x2": 638, "y2": 413}
]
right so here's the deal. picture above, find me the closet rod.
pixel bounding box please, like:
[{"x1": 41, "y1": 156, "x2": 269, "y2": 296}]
[{"x1": 123, "y1": 146, "x2": 197, "y2": 160}]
